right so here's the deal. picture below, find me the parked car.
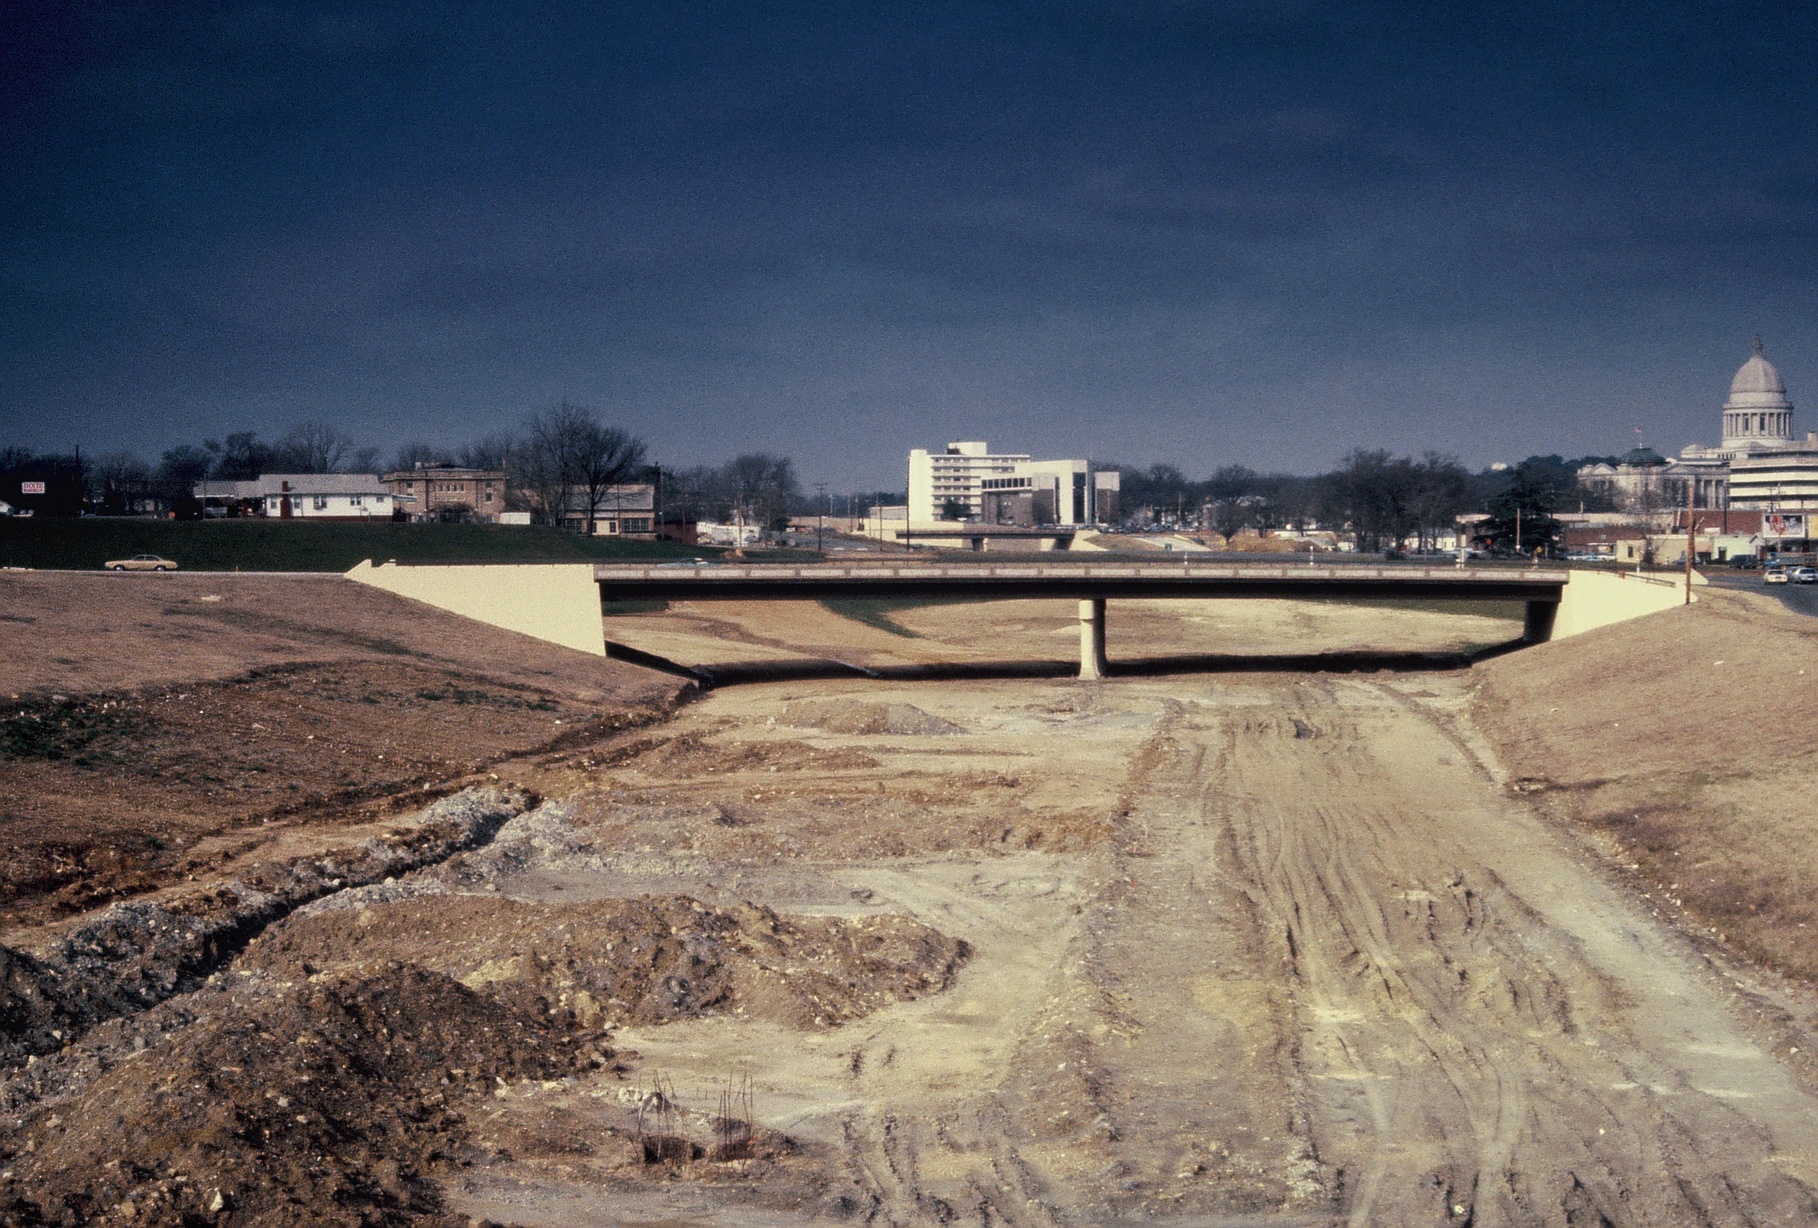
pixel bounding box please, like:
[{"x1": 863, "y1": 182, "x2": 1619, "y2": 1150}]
[
  {"x1": 1764, "y1": 566, "x2": 1789, "y2": 584},
  {"x1": 1792, "y1": 566, "x2": 1818, "y2": 584},
  {"x1": 104, "y1": 554, "x2": 179, "y2": 572}
]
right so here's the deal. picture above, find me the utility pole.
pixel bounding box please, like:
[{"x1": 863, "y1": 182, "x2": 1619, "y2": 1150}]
[
  {"x1": 815, "y1": 481, "x2": 827, "y2": 553},
  {"x1": 1684, "y1": 478, "x2": 1696, "y2": 605}
]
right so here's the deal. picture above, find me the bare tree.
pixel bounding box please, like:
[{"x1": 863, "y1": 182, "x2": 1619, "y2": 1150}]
[
  {"x1": 280, "y1": 420, "x2": 356, "y2": 472},
  {"x1": 390, "y1": 441, "x2": 451, "y2": 472},
  {"x1": 1410, "y1": 451, "x2": 1471, "y2": 552},
  {"x1": 208, "y1": 432, "x2": 279, "y2": 480},
  {"x1": 521, "y1": 403, "x2": 589, "y2": 526},
  {"x1": 519, "y1": 402, "x2": 646, "y2": 531},
  {"x1": 458, "y1": 432, "x2": 515, "y2": 471},
  {"x1": 509, "y1": 437, "x2": 566, "y2": 525},
  {"x1": 573, "y1": 422, "x2": 647, "y2": 535},
  {"x1": 722, "y1": 452, "x2": 800, "y2": 530}
]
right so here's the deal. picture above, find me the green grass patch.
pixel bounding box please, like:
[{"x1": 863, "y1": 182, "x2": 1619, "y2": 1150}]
[{"x1": 0, "y1": 519, "x2": 717, "y2": 573}]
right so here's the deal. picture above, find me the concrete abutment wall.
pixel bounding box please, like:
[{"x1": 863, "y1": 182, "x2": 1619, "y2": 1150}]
[
  {"x1": 344, "y1": 560, "x2": 606, "y2": 657},
  {"x1": 1548, "y1": 568, "x2": 1701, "y2": 640}
]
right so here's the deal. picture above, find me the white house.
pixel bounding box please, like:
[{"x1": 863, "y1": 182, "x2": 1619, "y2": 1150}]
[
  {"x1": 194, "y1": 474, "x2": 394, "y2": 520},
  {"x1": 561, "y1": 484, "x2": 656, "y2": 535}
]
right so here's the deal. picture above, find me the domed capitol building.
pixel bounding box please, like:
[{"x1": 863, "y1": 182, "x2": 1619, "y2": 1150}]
[{"x1": 1579, "y1": 341, "x2": 1818, "y2": 544}]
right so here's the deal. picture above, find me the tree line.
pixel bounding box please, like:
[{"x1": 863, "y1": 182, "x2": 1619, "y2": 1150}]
[
  {"x1": 1113, "y1": 451, "x2": 1616, "y2": 552},
  {"x1": 392, "y1": 405, "x2": 802, "y2": 529},
  {"x1": 6, "y1": 412, "x2": 1615, "y2": 552},
  {"x1": 1, "y1": 421, "x2": 380, "y2": 516},
  {"x1": 1, "y1": 403, "x2": 811, "y2": 530}
]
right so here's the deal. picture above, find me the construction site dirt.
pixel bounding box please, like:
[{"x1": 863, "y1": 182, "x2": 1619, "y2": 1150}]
[{"x1": 4, "y1": 571, "x2": 1817, "y2": 1226}]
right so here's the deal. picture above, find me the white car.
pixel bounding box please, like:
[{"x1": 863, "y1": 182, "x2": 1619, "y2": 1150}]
[{"x1": 1764, "y1": 567, "x2": 1789, "y2": 585}]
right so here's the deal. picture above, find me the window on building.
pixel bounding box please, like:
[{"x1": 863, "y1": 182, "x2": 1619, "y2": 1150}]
[{"x1": 314, "y1": 496, "x2": 329, "y2": 510}]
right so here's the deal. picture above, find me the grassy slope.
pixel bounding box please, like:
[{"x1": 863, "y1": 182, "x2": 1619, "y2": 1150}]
[
  {"x1": 0, "y1": 519, "x2": 713, "y2": 572},
  {"x1": 1471, "y1": 589, "x2": 1818, "y2": 984}
]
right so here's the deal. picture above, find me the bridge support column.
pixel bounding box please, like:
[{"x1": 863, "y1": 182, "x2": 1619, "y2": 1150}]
[
  {"x1": 1524, "y1": 599, "x2": 1559, "y2": 643},
  {"x1": 1079, "y1": 598, "x2": 1108, "y2": 679}
]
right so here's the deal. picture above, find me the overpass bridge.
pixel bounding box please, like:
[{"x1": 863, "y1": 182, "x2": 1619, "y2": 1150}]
[{"x1": 593, "y1": 561, "x2": 1570, "y2": 679}]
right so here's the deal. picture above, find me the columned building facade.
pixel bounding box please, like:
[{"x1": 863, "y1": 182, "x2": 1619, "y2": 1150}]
[
  {"x1": 1585, "y1": 340, "x2": 1818, "y2": 522},
  {"x1": 1720, "y1": 338, "x2": 1795, "y2": 451}
]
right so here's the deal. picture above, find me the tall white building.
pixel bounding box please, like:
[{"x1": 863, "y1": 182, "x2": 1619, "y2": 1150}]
[
  {"x1": 907, "y1": 441, "x2": 1118, "y2": 526},
  {"x1": 907, "y1": 442, "x2": 1028, "y2": 522}
]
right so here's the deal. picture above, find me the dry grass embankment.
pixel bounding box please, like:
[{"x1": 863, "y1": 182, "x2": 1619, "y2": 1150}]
[
  {"x1": 1473, "y1": 588, "x2": 1818, "y2": 982},
  {"x1": 0, "y1": 573, "x2": 684, "y2": 931}
]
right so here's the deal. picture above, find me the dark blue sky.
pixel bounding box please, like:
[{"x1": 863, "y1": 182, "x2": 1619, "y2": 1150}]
[{"x1": 5, "y1": 1, "x2": 1817, "y2": 487}]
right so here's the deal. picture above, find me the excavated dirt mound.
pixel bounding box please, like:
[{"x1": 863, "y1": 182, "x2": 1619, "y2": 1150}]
[
  {"x1": 1473, "y1": 589, "x2": 1818, "y2": 985},
  {"x1": 778, "y1": 699, "x2": 967, "y2": 737},
  {"x1": 0, "y1": 790, "x2": 528, "y2": 1066},
  {"x1": 241, "y1": 894, "x2": 972, "y2": 1031},
  {"x1": 0, "y1": 962, "x2": 597, "y2": 1227},
  {"x1": 0, "y1": 573, "x2": 684, "y2": 933},
  {"x1": 0, "y1": 663, "x2": 642, "y2": 929}
]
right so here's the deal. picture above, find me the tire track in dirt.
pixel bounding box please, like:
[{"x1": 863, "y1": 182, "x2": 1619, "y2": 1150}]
[
  {"x1": 1197, "y1": 676, "x2": 1818, "y2": 1226},
  {"x1": 829, "y1": 857, "x2": 1097, "y2": 1227}
]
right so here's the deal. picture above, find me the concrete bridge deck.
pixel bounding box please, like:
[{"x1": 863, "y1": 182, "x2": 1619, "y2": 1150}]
[
  {"x1": 346, "y1": 558, "x2": 1689, "y2": 676},
  {"x1": 593, "y1": 560, "x2": 1568, "y2": 602},
  {"x1": 595, "y1": 561, "x2": 1570, "y2": 678}
]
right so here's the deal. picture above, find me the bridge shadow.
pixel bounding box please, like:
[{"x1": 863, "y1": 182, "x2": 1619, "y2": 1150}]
[{"x1": 607, "y1": 637, "x2": 1532, "y2": 689}]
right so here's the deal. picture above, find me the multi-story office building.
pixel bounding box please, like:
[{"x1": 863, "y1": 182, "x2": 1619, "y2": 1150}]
[
  {"x1": 909, "y1": 442, "x2": 1118, "y2": 526},
  {"x1": 908, "y1": 442, "x2": 1029, "y2": 522}
]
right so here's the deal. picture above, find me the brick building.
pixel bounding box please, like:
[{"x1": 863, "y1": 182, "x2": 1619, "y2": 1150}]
[{"x1": 382, "y1": 464, "x2": 508, "y2": 521}]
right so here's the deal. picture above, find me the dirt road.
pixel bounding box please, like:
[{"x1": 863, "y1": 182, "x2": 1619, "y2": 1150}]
[{"x1": 443, "y1": 672, "x2": 1818, "y2": 1225}]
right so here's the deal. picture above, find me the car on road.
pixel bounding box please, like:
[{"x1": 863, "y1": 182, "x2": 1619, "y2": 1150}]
[
  {"x1": 1764, "y1": 566, "x2": 1789, "y2": 584},
  {"x1": 1792, "y1": 566, "x2": 1818, "y2": 584},
  {"x1": 104, "y1": 554, "x2": 179, "y2": 572}
]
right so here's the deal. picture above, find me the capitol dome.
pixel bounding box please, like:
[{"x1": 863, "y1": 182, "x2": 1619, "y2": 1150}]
[
  {"x1": 1721, "y1": 338, "x2": 1793, "y2": 450},
  {"x1": 1729, "y1": 338, "x2": 1787, "y2": 401}
]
